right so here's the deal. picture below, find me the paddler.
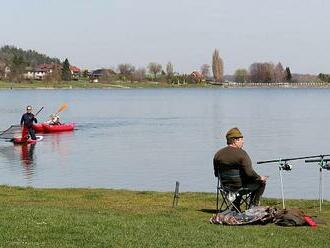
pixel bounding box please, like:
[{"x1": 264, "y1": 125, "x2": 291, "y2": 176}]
[
  {"x1": 20, "y1": 105, "x2": 38, "y2": 141},
  {"x1": 46, "y1": 114, "x2": 61, "y2": 125}
]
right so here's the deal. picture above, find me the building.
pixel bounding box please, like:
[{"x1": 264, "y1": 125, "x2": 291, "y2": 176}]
[
  {"x1": 33, "y1": 64, "x2": 56, "y2": 80},
  {"x1": 69, "y1": 65, "x2": 81, "y2": 80},
  {"x1": 23, "y1": 63, "x2": 81, "y2": 81},
  {"x1": 89, "y1": 68, "x2": 116, "y2": 83}
]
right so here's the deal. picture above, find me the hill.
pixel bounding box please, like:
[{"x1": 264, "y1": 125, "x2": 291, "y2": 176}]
[{"x1": 0, "y1": 45, "x2": 61, "y2": 66}]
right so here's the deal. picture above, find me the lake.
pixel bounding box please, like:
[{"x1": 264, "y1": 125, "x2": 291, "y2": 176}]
[{"x1": 0, "y1": 88, "x2": 330, "y2": 200}]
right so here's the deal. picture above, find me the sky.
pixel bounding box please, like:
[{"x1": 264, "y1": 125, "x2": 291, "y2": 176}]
[{"x1": 1, "y1": 0, "x2": 329, "y2": 74}]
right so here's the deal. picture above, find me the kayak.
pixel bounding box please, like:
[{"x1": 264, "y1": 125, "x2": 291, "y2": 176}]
[
  {"x1": 42, "y1": 123, "x2": 75, "y2": 132},
  {"x1": 12, "y1": 135, "x2": 43, "y2": 144},
  {"x1": 33, "y1": 123, "x2": 45, "y2": 132}
]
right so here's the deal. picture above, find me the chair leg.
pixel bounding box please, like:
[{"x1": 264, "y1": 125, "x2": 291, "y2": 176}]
[{"x1": 216, "y1": 178, "x2": 220, "y2": 212}]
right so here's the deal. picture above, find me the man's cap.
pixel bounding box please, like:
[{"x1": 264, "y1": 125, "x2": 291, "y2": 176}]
[
  {"x1": 226, "y1": 127, "x2": 243, "y2": 140},
  {"x1": 26, "y1": 105, "x2": 32, "y2": 110}
]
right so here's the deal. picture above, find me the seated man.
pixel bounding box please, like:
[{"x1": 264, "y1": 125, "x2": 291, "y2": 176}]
[
  {"x1": 213, "y1": 127, "x2": 267, "y2": 210},
  {"x1": 46, "y1": 114, "x2": 61, "y2": 125}
]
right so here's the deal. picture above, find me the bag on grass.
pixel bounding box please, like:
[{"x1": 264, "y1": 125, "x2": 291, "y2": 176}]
[{"x1": 274, "y1": 208, "x2": 307, "y2": 226}]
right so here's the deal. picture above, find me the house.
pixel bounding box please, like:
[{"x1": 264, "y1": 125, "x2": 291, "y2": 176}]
[
  {"x1": 190, "y1": 70, "x2": 204, "y2": 83},
  {"x1": 23, "y1": 66, "x2": 35, "y2": 80},
  {"x1": 89, "y1": 68, "x2": 116, "y2": 82},
  {"x1": 69, "y1": 65, "x2": 81, "y2": 80},
  {"x1": 34, "y1": 63, "x2": 56, "y2": 80},
  {"x1": 23, "y1": 63, "x2": 81, "y2": 81}
]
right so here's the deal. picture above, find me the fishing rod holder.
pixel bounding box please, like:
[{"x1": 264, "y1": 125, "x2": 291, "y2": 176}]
[
  {"x1": 257, "y1": 154, "x2": 330, "y2": 210},
  {"x1": 305, "y1": 158, "x2": 330, "y2": 211}
]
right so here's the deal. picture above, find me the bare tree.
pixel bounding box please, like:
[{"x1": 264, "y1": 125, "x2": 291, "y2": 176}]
[
  {"x1": 118, "y1": 63, "x2": 135, "y2": 81},
  {"x1": 249, "y1": 62, "x2": 275, "y2": 83},
  {"x1": 132, "y1": 67, "x2": 146, "y2": 82},
  {"x1": 200, "y1": 64, "x2": 210, "y2": 78},
  {"x1": 166, "y1": 62, "x2": 174, "y2": 77},
  {"x1": 44, "y1": 64, "x2": 61, "y2": 82},
  {"x1": 0, "y1": 60, "x2": 6, "y2": 79},
  {"x1": 234, "y1": 69, "x2": 249, "y2": 83},
  {"x1": 212, "y1": 49, "x2": 224, "y2": 82},
  {"x1": 148, "y1": 62, "x2": 162, "y2": 80},
  {"x1": 274, "y1": 62, "x2": 285, "y2": 83},
  {"x1": 165, "y1": 62, "x2": 174, "y2": 82}
]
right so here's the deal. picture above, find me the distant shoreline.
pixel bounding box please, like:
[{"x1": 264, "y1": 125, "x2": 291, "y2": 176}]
[{"x1": 1, "y1": 80, "x2": 329, "y2": 89}]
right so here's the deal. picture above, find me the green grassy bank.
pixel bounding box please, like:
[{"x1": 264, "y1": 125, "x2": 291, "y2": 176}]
[{"x1": 0, "y1": 185, "x2": 329, "y2": 247}]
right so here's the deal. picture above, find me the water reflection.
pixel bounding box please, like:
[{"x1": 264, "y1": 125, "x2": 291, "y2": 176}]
[
  {"x1": 0, "y1": 143, "x2": 36, "y2": 181},
  {"x1": 18, "y1": 143, "x2": 35, "y2": 171}
]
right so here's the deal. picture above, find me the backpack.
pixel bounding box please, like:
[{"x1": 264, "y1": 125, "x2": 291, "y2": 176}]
[{"x1": 274, "y1": 208, "x2": 307, "y2": 226}]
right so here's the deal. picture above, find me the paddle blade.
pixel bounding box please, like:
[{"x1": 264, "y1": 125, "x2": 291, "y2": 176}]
[{"x1": 56, "y1": 103, "x2": 68, "y2": 114}]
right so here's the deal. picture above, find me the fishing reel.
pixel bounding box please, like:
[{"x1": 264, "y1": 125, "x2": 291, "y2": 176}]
[
  {"x1": 321, "y1": 163, "x2": 330, "y2": 170},
  {"x1": 280, "y1": 162, "x2": 293, "y2": 171},
  {"x1": 305, "y1": 158, "x2": 330, "y2": 170}
]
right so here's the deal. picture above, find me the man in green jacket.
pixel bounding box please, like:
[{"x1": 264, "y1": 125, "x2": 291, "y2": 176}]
[{"x1": 213, "y1": 127, "x2": 267, "y2": 210}]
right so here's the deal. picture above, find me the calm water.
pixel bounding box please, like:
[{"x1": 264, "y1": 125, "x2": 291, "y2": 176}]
[{"x1": 0, "y1": 88, "x2": 330, "y2": 200}]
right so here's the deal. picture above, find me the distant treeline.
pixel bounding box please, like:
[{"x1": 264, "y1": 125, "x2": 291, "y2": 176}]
[
  {"x1": 0, "y1": 45, "x2": 60, "y2": 66},
  {"x1": 0, "y1": 45, "x2": 326, "y2": 84}
]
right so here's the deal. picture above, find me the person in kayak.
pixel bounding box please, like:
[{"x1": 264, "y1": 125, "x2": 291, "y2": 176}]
[
  {"x1": 213, "y1": 127, "x2": 268, "y2": 210},
  {"x1": 46, "y1": 114, "x2": 61, "y2": 125},
  {"x1": 20, "y1": 105, "x2": 38, "y2": 141}
]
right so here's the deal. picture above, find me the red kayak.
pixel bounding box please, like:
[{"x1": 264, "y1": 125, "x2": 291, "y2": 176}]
[
  {"x1": 33, "y1": 123, "x2": 45, "y2": 132},
  {"x1": 42, "y1": 123, "x2": 75, "y2": 132}
]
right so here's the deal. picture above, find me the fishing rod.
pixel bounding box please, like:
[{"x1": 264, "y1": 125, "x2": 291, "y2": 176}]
[
  {"x1": 257, "y1": 154, "x2": 330, "y2": 164},
  {"x1": 305, "y1": 158, "x2": 330, "y2": 212},
  {"x1": 257, "y1": 154, "x2": 330, "y2": 209}
]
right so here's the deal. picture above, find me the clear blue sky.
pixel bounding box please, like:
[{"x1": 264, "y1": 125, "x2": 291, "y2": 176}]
[{"x1": 1, "y1": 0, "x2": 329, "y2": 74}]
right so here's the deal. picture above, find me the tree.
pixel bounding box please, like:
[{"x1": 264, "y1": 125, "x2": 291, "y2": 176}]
[
  {"x1": 0, "y1": 45, "x2": 60, "y2": 66},
  {"x1": 234, "y1": 69, "x2": 249, "y2": 83},
  {"x1": 200, "y1": 64, "x2": 210, "y2": 78},
  {"x1": 165, "y1": 62, "x2": 174, "y2": 82},
  {"x1": 166, "y1": 62, "x2": 174, "y2": 76},
  {"x1": 45, "y1": 63, "x2": 61, "y2": 82},
  {"x1": 61, "y1": 58, "x2": 71, "y2": 81},
  {"x1": 274, "y1": 62, "x2": 285, "y2": 83},
  {"x1": 10, "y1": 54, "x2": 26, "y2": 82},
  {"x1": 148, "y1": 62, "x2": 162, "y2": 80},
  {"x1": 0, "y1": 60, "x2": 6, "y2": 79},
  {"x1": 82, "y1": 69, "x2": 89, "y2": 78},
  {"x1": 118, "y1": 63, "x2": 135, "y2": 81},
  {"x1": 285, "y1": 67, "x2": 292, "y2": 82},
  {"x1": 132, "y1": 67, "x2": 146, "y2": 82},
  {"x1": 212, "y1": 49, "x2": 224, "y2": 82},
  {"x1": 249, "y1": 62, "x2": 275, "y2": 83}
]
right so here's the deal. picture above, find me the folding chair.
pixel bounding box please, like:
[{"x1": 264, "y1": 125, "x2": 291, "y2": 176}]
[{"x1": 215, "y1": 167, "x2": 252, "y2": 213}]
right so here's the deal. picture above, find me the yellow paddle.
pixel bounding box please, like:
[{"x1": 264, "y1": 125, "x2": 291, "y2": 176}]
[{"x1": 55, "y1": 103, "x2": 68, "y2": 115}]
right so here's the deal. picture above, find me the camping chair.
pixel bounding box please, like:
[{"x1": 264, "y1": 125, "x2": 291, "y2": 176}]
[{"x1": 215, "y1": 167, "x2": 252, "y2": 213}]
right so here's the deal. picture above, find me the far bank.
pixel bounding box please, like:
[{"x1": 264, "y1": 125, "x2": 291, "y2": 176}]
[{"x1": 1, "y1": 80, "x2": 330, "y2": 89}]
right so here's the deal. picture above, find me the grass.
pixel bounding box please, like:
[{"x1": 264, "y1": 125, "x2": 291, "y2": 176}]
[
  {"x1": 0, "y1": 185, "x2": 329, "y2": 247},
  {"x1": 0, "y1": 80, "x2": 213, "y2": 89}
]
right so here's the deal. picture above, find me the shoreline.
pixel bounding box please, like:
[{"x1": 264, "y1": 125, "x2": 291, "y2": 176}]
[{"x1": 1, "y1": 80, "x2": 330, "y2": 89}]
